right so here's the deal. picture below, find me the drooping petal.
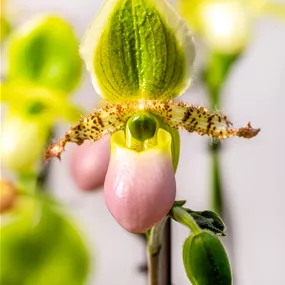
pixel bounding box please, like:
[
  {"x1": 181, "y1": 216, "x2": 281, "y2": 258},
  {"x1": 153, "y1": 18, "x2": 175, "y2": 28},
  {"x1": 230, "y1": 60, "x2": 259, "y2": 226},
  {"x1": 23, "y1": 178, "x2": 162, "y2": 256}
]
[
  {"x1": 69, "y1": 137, "x2": 110, "y2": 191},
  {"x1": 104, "y1": 129, "x2": 176, "y2": 233},
  {"x1": 80, "y1": 0, "x2": 195, "y2": 102}
]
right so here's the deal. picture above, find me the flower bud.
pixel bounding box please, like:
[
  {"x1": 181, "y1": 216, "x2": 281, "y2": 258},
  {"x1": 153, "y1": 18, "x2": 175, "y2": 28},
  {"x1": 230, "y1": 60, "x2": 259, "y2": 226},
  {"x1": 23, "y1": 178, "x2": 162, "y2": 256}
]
[
  {"x1": 104, "y1": 128, "x2": 176, "y2": 233},
  {"x1": 183, "y1": 231, "x2": 232, "y2": 285},
  {"x1": 70, "y1": 136, "x2": 110, "y2": 191}
]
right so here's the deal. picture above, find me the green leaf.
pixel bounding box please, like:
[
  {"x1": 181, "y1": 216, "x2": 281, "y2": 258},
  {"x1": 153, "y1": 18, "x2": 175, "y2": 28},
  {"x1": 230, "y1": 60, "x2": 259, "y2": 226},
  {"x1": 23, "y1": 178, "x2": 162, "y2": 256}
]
[
  {"x1": 186, "y1": 209, "x2": 226, "y2": 236},
  {"x1": 183, "y1": 231, "x2": 232, "y2": 285},
  {"x1": 7, "y1": 15, "x2": 82, "y2": 93}
]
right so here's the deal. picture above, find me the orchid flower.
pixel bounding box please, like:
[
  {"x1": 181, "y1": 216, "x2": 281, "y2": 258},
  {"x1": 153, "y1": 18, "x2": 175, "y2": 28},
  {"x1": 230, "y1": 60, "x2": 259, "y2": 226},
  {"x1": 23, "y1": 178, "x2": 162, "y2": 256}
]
[
  {"x1": 1, "y1": 15, "x2": 82, "y2": 172},
  {"x1": 46, "y1": 0, "x2": 259, "y2": 233},
  {"x1": 178, "y1": 0, "x2": 285, "y2": 55}
]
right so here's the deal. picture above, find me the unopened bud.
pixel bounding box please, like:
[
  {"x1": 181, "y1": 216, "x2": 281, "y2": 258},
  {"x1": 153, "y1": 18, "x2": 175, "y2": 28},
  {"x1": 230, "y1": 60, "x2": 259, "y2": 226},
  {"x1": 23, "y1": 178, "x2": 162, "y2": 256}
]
[{"x1": 183, "y1": 231, "x2": 232, "y2": 285}]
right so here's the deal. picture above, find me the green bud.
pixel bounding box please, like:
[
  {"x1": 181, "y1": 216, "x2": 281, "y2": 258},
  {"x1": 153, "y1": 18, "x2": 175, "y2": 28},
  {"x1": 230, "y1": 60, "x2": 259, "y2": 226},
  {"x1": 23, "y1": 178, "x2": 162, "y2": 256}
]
[
  {"x1": 7, "y1": 15, "x2": 82, "y2": 93},
  {"x1": 128, "y1": 113, "x2": 157, "y2": 141},
  {"x1": 183, "y1": 231, "x2": 232, "y2": 285}
]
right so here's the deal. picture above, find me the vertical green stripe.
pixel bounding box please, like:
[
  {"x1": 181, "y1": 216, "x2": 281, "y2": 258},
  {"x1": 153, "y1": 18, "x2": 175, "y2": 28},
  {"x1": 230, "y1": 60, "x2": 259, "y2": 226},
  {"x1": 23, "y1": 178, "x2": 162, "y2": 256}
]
[{"x1": 94, "y1": 0, "x2": 186, "y2": 101}]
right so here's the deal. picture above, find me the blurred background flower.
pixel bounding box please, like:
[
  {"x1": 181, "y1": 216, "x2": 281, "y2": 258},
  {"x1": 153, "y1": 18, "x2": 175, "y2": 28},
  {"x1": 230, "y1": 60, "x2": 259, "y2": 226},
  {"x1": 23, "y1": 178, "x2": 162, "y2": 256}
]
[
  {"x1": 0, "y1": 0, "x2": 11, "y2": 42},
  {"x1": 179, "y1": 0, "x2": 285, "y2": 55},
  {"x1": 1, "y1": 14, "x2": 82, "y2": 174},
  {"x1": 0, "y1": 180, "x2": 89, "y2": 285},
  {"x1": 1, "y1": 5, "x2": 91, "y2": 285},
  {"x1": 177, "y1": 0, "x2": 285, "y2": 218}
]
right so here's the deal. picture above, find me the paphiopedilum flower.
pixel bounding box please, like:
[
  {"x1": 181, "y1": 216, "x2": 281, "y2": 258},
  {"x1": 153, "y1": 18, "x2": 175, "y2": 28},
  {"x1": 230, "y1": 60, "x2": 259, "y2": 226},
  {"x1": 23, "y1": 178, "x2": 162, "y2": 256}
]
[
  {"x1": 0, "y1": 82, "x2": 81, "y2": 172},
  {"x1": 1, "y1": 15, "x2": 82, "y2": 172},
  {"x1": 178, "y1": 0, "x2": 285, "y2": 55},
  {"x1": 46, "y1": 0, "x2": 259, "y2": 233}
]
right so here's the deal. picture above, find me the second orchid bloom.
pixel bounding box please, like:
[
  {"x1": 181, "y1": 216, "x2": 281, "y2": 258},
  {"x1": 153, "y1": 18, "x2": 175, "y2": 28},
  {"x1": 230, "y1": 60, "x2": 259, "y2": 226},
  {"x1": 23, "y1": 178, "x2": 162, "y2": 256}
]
[{"x1": 46, "y1": 0, "x2": 259, "y2": 233}]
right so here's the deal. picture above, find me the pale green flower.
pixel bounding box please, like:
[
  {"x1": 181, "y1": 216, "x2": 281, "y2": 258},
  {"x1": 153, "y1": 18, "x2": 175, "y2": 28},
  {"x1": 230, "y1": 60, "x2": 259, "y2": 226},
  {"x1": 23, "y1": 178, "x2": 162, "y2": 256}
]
[{"x1": 179, "y1": 0, "x2": 285, "y2": 54}]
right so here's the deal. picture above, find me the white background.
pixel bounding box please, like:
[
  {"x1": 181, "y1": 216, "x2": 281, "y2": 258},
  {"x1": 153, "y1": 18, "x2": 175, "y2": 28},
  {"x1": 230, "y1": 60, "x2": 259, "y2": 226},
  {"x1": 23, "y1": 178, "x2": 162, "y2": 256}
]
[{"x1": 6, "y1": 1, "x2": 285, "y2": 284}]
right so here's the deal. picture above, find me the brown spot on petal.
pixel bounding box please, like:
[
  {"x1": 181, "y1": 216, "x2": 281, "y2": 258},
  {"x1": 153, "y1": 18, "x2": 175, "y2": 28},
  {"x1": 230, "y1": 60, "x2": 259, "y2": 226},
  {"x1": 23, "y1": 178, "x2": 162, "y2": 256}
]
[
  {"x1": 45, "y1": 102, "x2": 139, "y2": 161},
  {"x1": 144, "y1": 100, "x2": 260, "y2": 140}
]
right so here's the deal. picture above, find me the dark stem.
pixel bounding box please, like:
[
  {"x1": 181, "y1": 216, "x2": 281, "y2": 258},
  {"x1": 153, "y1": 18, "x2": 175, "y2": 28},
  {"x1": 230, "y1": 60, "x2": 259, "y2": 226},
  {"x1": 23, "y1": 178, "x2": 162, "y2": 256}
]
[
  {"x1": 160, "y1": 219, "x2": 172, "y2": 285},
  {"x1": 147, "y1": 217, "x2": 168, "y2": 285},
  {"x1": 147, "y1": 252, "x2": 160, "y2": 285},
  {"x1": 140, "y1": 216, "x2": 172, "y2": 285},
  {"x1": 36, "y1": 128, "x2": 54, "y2": 190}
]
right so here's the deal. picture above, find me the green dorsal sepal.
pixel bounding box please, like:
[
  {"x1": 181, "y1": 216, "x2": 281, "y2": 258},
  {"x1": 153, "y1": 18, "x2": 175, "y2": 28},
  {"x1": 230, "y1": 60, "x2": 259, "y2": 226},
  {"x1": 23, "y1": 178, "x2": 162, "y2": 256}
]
[
  {"x1": 128, "y1": 112, "x2": 157, "y2": 142},
  {"x1": 80, "y1": 0, "x2": 195, "y2": 102}
]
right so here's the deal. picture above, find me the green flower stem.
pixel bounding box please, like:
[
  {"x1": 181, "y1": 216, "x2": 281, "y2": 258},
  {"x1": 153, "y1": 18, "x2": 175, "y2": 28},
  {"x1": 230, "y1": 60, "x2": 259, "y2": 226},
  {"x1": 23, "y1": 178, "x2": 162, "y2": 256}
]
[
  {"x1": 147, "y1": 217, "x2": 168, "y2": 285},
  {"x1": 171, "y1": 206, "x2": 201, "y2": 235},
  {"x1": 160, "y1": 219, "x2": 172, "y2": 285},
  {"x1": 210, "y1": 142, "x2": 223, "y2": 215},
  {"x1": 203, "y1": 52, "x2": 239, "y2": 215}
]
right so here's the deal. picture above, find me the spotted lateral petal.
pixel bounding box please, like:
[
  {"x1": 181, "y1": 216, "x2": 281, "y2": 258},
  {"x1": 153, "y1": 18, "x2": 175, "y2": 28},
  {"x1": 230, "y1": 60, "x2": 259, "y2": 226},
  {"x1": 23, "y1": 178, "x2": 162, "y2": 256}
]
[
  {"x1": 45, "y1": 100, "x2": 259, "y2": 160},
  {"x1": 45, "y1": 102, "x2": 138, "y2": 160},
  {"x1": 143, "y1": 100, "x2": 260, "y2": 139}
]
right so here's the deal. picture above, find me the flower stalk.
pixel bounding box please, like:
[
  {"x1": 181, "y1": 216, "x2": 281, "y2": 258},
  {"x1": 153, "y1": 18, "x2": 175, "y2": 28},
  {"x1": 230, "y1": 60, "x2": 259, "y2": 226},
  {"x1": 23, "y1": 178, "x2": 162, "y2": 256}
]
[
  {"x1": 203, "y1": 52, "x2": 240, "y2": 215},
  {"x1": 171, "y1": 206, "x2": 201, "y2": 235},
  {"x1": 147, "y1": 217, "x2": 168, "y2": 285}
]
